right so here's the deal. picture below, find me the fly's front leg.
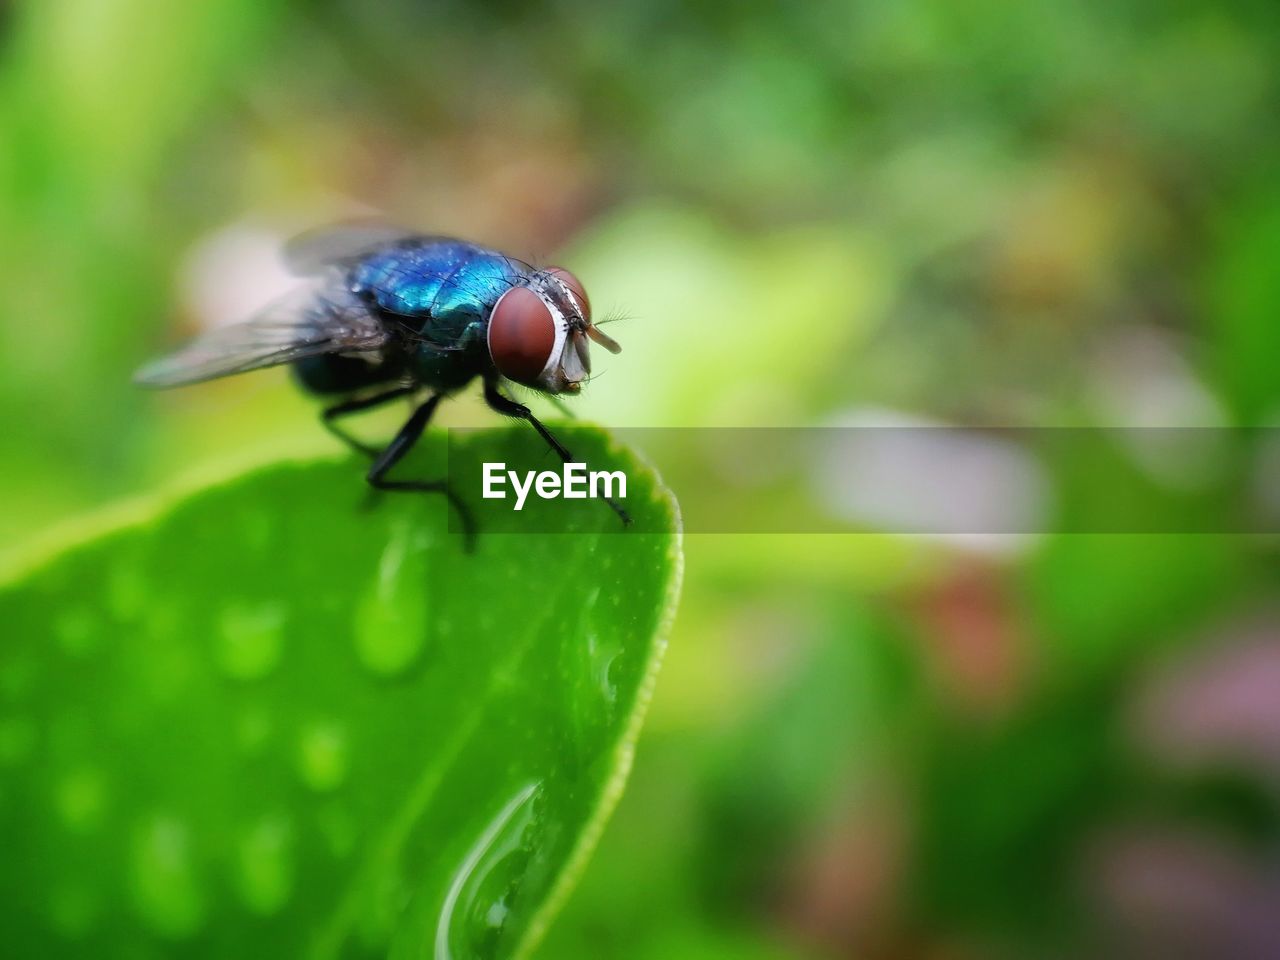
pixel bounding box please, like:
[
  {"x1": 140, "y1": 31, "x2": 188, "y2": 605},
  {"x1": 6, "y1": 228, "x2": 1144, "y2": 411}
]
[
  {"x1": 368, "y1": 394, "x2": 476, "y2": 549},
  {"x1": 483, "y1": 378, "x2": 632, "y2": 526},
  {"x1": 321, "y1": 385, "x2": 416, "y2": 458}
]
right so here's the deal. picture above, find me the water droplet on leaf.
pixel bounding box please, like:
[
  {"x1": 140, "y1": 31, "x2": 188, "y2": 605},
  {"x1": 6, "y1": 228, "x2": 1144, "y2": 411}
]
[
  {"x1": 55, "y1": 608, "x2": 97, "y2": 656},
  {"x1": 435, "y1": 783, "x2": 541, "y2": 960},
  {"x1": 108, "y1": 565, "x2": 145, "y2": 622},
  {"x1": 585, "y1": 631, "x2": 622, "y2": 708},
  {"x1": 235, "y1": 814, "x2": 294, "y2": 915},
  {"x1": 296, "y1": 721, "x2": 348, "y2": 792},
  {"x1": 55, "y1": 767, "x2": 107, "y2": 831},
  {"x1": 129, "y1": 815, "x2": 205, "y2": 939},
  {"x1": 0, "y1": 716, "x2": 36, "y2": 765},
  {"x1": 216, "y1": 601, "x2": 286, "y2": 680},
  {"x1": 353, "y1": 520, "x2": 429, "y2": 677}
]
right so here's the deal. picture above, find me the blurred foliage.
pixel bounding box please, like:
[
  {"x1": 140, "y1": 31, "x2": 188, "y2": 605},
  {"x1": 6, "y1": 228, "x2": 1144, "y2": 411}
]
[{"x1": 2, "y1": 0, "x2": 1279, "y2": 957}]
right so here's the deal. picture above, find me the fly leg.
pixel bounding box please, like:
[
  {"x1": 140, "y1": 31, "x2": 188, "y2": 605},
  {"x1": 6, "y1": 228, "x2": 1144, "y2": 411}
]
[
  {"x1": 483, "y1": 378, "x2": 632, "y2": 526},
  {"x1": 321, "y1": 385, "x2": 416, "y2": 458},
  {"x1": 368, "y1": 394, "x2": 477, "y2": 549}
]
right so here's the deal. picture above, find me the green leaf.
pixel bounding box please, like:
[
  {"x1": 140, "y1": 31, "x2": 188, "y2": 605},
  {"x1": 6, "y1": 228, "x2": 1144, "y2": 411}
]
[{"x1": 0, "y1": 425, "x2": 682, "y2": 959}]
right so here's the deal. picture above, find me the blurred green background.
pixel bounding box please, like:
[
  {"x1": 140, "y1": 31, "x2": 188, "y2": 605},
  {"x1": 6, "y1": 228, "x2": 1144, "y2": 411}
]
[{"x1": 3, "y1": 0, "x2": 1280, "y2": 956}]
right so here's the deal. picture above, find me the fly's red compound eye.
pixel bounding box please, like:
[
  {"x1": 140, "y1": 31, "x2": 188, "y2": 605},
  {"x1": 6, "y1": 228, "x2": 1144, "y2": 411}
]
[
  {"x1": 487, "y1": 286, "x2": 556, "y2": 385},
  {"x1": 547, "y1": 266, "x2": 591, "y2": 321}
]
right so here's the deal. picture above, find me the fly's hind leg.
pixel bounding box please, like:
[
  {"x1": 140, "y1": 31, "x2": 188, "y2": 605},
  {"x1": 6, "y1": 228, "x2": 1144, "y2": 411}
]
[
  {"x1": 367, "y1": 393, "x2": 476, "y2": 549},
  {"x1": 321, "y1": 385, "x2": 416, "y2": 458}
]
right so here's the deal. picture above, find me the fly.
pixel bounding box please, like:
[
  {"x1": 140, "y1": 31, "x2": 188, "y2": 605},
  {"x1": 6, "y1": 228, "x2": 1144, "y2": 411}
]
[{"x1": 134, "y1": 225, "x2": 629, "y2": 544}]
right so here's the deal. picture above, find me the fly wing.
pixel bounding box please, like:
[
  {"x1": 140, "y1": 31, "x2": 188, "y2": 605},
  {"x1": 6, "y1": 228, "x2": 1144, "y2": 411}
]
[
  {"x1": 282, "y1": 222, "x2": 452, "y2": 276},
  {"x1": 134, "y1": 276, "x2": 391, "y2": 388}
]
